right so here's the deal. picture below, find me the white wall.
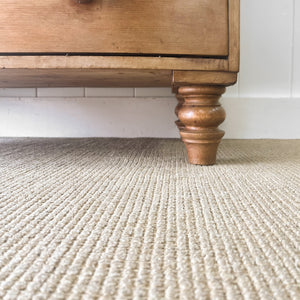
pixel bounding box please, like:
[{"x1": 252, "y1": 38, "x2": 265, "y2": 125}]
[{"x1": 0, "y1": 0, "x2": 299, "y2": 139}]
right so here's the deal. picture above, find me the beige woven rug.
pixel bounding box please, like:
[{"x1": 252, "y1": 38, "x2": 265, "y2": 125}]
[{"x1": 0, "y1": 138, "x2": 299, "y2": 300}]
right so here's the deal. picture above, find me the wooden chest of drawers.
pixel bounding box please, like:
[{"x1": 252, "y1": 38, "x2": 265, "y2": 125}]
[{"x1": 0, "y1": 0, "x2": 240, "y2": 165}]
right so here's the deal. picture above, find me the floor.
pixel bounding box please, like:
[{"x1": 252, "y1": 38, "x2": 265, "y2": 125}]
[{"x1": 0, "y1": 138, "x2": 299, "y2": 299}]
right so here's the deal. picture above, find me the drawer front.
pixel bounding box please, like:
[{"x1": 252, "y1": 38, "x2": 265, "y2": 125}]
[{"x1": 0, "y1": 0, "x2": 228, "y2": 56}]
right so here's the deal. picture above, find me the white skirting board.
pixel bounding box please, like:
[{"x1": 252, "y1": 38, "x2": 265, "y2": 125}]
[{"x1": 0, "y1": 97, "x2": 299, "y2": 139}]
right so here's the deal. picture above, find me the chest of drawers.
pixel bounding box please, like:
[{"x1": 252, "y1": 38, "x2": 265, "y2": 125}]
[{"x1": 0, "y1": 0, "x2": 240, "y2": 165}]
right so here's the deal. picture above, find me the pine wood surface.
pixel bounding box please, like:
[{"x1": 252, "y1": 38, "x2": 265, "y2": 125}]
[
  {"x1": 0, "y1": 0, "x2": 228, "y2": 56},
  {"x1": 0, "y1": 69, "x2": 172, "y2": 88},
  {"x1": 176, "y1": 86, "x2": 226, "y2": 165},
  {"x1": 0, "y1": 56, "x2": 229, "y2": 72},
  {"x1": 0, "y1": 0, "x2": 239, "y2": 88}
]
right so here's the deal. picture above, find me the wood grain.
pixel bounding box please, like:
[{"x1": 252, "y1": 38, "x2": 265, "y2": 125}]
[
  {"x1": 228, "y1": 0, "x2": 240, "y2": 71},
  {"x1": 0, "y1": 0, "x2": 228, "y2": 56},
  {"x1": 0, "y1": 56, "x2": 229, "y2": 72},
  {"x1": 0, "y1": 69, "x2": 172, "y2": 87},
  {"x1": 175, "y1": 94, "x2": 185, "y2": 131},
  {"x1": 176, "y1": 86, "x2": 226, "y2": 165},
  {"x1": 172, "y1": 71, "x2": 238, "y2": 87}
]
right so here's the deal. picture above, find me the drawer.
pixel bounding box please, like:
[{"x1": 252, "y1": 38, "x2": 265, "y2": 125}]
[{"x1": 0, "y1": 0, "x2": 228, "y2": 56}]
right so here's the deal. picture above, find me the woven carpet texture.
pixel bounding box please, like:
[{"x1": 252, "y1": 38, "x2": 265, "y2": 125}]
[{"x1": 0, "y1": 138, "x2": 299, "y2": 300}]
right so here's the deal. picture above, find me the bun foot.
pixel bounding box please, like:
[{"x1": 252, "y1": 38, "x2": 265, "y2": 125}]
[
  {"x1": 180, "y1": 129, "x2": 225, "y2": 165},
  {"x1": 175, "y1": 85, "x2": 226, "y2": 165}
]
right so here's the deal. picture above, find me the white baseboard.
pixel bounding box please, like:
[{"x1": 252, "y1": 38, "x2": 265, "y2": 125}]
[
  {"x1": 222, "y1": 97, "x2": 300, "y2": 138},
  {"x1": 0, "y1": 97, "x2": 299, "y2": 139}
]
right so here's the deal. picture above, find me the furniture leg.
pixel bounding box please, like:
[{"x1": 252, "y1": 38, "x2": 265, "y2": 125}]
[
  {"x1": 175, "y1": 94, "x2": 185, "y2": 131},
  {"x1": 176, "y1": 85, "x2": 226, "y2": 165}
]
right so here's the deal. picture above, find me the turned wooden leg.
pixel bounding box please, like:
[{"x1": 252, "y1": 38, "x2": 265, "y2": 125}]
[
  {"x1": 175, "y1": 94, "x2": 185, "y2": 130},
  {"x1": 176, "y1": 85, "x2": 226, "y2": 165}
]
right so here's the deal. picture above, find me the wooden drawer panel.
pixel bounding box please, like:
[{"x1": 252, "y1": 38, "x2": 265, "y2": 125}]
[{"x1": 0, "y1": 0, "x2": 228, "y2": 56}]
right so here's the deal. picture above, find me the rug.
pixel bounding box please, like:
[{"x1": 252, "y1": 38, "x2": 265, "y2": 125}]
[{"x1": 0, "y1": 138, "x2": 299, "y2": 299}]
